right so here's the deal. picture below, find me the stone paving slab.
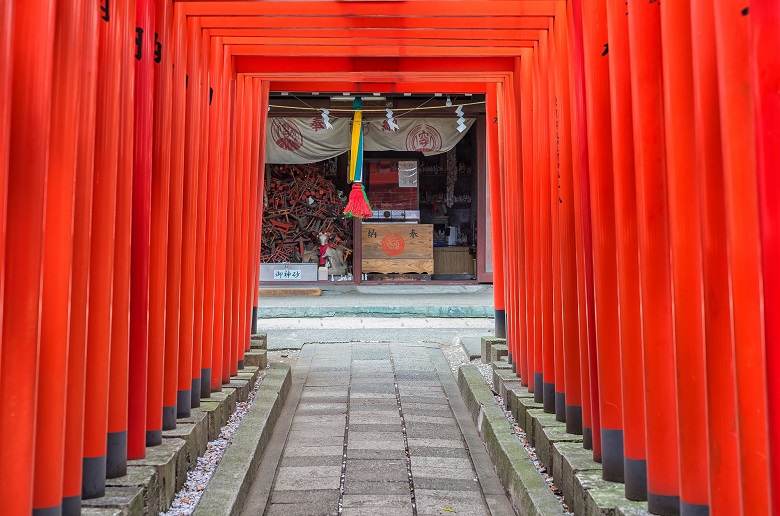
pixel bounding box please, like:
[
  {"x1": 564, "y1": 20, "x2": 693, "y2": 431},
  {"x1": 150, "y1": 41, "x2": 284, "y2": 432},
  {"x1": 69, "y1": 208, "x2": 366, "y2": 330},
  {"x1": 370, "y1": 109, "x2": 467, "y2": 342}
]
[{"x1": 241, "y1": 342, "x2": 515, "y2": 516}]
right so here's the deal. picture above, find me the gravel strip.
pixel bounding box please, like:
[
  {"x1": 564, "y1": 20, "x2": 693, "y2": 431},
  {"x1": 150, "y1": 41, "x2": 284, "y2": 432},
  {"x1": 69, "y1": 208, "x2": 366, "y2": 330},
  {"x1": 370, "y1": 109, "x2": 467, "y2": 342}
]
[
  {"x1": 162, "y1": 368, "x2": 269, "y2": 516},
  {"x1": 439, "y1": 341, "x2": 572, "y2": 515}
]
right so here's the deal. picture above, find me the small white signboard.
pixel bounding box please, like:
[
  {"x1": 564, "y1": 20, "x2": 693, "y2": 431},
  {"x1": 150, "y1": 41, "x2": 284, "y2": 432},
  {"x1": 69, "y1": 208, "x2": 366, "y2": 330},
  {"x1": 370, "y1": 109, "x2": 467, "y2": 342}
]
[{"x1": 273, "y1": 269, "x2": 302, "y2": 280}]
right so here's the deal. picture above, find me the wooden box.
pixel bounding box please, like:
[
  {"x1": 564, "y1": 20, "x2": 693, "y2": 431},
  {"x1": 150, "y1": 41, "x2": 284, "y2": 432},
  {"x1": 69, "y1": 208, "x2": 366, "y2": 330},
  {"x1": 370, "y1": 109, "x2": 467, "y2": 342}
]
[
  {"x1": 433, "y1": 246, "x2": 475, "y2": 275},
  {"x1": 362, "y1": 223, "x2": 434, "y2": 274}
]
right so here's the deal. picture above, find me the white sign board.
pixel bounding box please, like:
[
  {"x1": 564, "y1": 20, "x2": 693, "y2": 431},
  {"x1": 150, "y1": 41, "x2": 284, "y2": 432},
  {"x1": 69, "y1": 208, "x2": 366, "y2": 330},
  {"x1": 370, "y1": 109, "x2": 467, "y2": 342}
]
[{"x1": 273, "y1": 269, "x2": 302, "y2": 280}]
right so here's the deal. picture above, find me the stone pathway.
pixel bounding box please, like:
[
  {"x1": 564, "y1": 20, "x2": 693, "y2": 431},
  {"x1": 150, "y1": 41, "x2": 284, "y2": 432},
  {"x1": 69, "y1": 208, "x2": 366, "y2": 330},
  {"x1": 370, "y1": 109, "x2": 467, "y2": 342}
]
[{"x1": 241, "y1": 342, "x2": 515, "y2": 516}]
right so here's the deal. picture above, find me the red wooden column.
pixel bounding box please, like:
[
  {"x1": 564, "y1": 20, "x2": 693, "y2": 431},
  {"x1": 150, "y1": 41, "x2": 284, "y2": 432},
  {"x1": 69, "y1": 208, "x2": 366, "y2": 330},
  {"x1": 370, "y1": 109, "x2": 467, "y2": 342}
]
[
  {"x1": 566, "y1": 2, "x2": 598, "y2": 449},
  {"x1": 511, "y1": 58, "x2": 528, "y2": 385},
  {"x1": 211, "y1": 37, "x2": 228, "y2": 393},
  {"x1": 582, "y1": 0, "x2": 623, "y2": 470},
  {"x1": 247, "y1": 78, "x2": 260, "y2": 342},
  {"x1": 238, "y1": 75, "x2": 253, "y2": 361},
  {"x1": 128, "y1": 0, "x2": 155, "y2": 460},
  {"x1": 82, "y1": 0, "x2": 124, "y2": 498},
  {"x1": 205, "y1": 37, "x2": 226, "y2": 396},
  {"x1": 178, "y1": 16, "x2": 202, "y2": 419},
  {"x1": 532, "y1": 44, "x2": 543, "y2": 403},
  {"x1": 548, "y1": 23, "x2": 566, "y2": 422},
  {"x1": 206, "y1": 37, "x2": 227, "y2": 391},
  {"x1": 500, "y1": 75, "x2": 518, "y2": 372},
  {"x1": 495, "y1": 78, "x2": 513, "y2": 371},
  {"x1": 251, "y1": 80, "x2": 271, "y2": 338},
  {"x1": 163, "y1": 3, "x2": 187, "y2": 428},
  {"x1": 604, "y1": 0, "x2": 646, "y2": 499},
  {"x1": 223, "y1": 66, "x2": 237, "y2": 382},
  {"x1": 752, "y1": 0, "x2": 780, "y2": 508},
  {"x1": 552, "y1": 9, "x2": 582, "y2": 435},
  {"x1": 107, "y1": 0, "x2": 136, "y2": 479},
  {"x1": 231, "y1": 75, "x2": 246, "y2": 374},
  {"x1": 537, "y1": 34, "x2": 556, "y2": 414},
  {"x1": 1, "y1": 0, "x2": 55, "y2": 509},
  {"x1": 713, "y1": 1, "x2": 771, "y2": 513},
  {"x1": 627, "y1": 0, "x2": 681, "y2": 511},
  {"x1": 192, "y1": 27, "x2": 212, "y2": 406},
  {"x1": 485, "y1": 84, "x2": 507, "y2": 338},
  {"x1": 63, "y1": 3, "x2": 99, "y2": 512},
  {"x1": 690, "y1": 3, "x2": 740, "y2": 512},
  {"x1": 147, "y1": 0, "x2": 173, "y2": 446},
  {"x1": 0, "y1": 0, "x2": 12, "y2": 355},
  {"x1": 659, "y1": 1, "x2": 709, "y2": 512},
  {"x1": 32, "y1": 0, "x2": 83, "y2": 512},
  {"x1": 519, "y1": 49, "x2": 535, "y2": 390},
  {"x1": 486, "y1": 83, "x2": 507, "y2": 340}
]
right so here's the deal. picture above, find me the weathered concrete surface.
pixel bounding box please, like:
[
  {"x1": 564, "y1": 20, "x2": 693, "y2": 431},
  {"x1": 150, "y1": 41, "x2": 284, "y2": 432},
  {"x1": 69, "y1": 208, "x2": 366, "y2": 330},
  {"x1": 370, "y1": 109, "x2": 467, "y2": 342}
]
[
  {"x1": 82, "y1": 361, "x2": 264, "y2": 515},
  {"x1": 250, "y1": 332, "x2": 267, "y2": 349},
  {"x1": 490, "y1": 343, "x2": 509, "y2": 364},
  {"x1": 81, "y1": 485, "x2": 144, "y2": 516},
  {"x1": 194, "y1": 363, "x2": 292, "y2": 516},
  {"x1": 240, "y1": 342, "x2": 515, "y2": 516},
  {"x1": 459, "y1": 335, "x2": 483, "y2": 359},
  {"x1": 244, "y1": 350, "x2": 267, "y2": 369},
  {"x1": 105, "y1": 466, "x2": 160, "y2": 515},
  {"x1": 458, "y1": 365, "x2": 564, "y2": 515},
  {"x1": 481, "y1": 336, "x2": 506, "y2": 364}
]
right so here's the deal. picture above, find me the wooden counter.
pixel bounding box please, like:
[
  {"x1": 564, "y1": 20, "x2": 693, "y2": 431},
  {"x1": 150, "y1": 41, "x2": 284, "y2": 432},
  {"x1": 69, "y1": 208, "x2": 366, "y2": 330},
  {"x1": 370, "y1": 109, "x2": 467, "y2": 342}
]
[{"x1": 362, "y1": 223, "x2": 433, "y2": 274}]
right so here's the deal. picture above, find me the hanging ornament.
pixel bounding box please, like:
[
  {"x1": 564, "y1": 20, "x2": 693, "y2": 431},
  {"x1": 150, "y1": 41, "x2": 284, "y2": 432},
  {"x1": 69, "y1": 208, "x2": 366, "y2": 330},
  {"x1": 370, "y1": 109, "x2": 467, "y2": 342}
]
[
  {"x1": 320, "y1": 108, "x2": 333, "y2": 129},
  {"x1": 456, "y1": 105, "x2": 467, "y2": 133},
  {"x1": 344, "y1": 98, "x2": 373, "y2": 218},
  {"x1": 385, "y1": 108, "x2": 399, "y2": 131}
]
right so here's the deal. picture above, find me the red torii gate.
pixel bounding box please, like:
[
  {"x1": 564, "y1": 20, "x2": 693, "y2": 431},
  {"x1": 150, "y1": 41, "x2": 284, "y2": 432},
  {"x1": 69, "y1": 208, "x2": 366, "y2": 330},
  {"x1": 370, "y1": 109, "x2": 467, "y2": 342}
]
[{"x1": 0, "y1": 1, "x2": 776, "y2": 515}]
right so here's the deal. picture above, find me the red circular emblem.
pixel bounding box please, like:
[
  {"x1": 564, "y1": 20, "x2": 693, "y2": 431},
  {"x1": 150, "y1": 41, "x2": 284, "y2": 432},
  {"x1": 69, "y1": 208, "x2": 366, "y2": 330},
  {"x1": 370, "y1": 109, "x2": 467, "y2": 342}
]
[
  {"x1": 271, "y1": 118, "x2": 303, "y2": 151},
  {"x1": 406, "y1": 123, "x2": 443, "y2": 152},
  {"x1": 381, "y1": 234, "x2": 405, "y2": 256}
]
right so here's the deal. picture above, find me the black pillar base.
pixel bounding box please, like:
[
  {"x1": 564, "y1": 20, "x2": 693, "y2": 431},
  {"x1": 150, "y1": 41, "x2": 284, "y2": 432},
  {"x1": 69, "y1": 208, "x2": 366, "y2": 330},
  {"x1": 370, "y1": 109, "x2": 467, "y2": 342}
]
[
  {"x1": 555, "y1": 392, "x2": 566, "y2": 422},
  {"x1": 649, "y1": 494, "x2": 681, "y2": 516},
  {"x1": 201, "y1": 368, "x2": 211, "y2": 398},
  {"x1": 106, "y1": 430, "x2": 127, "y2": 478},
  {"x1": 680, "y1": 501, "x2": 709, "y2": 516},
  {"x1": 177, "y1": 390, "x2": 191, "y2": 419},
  {"x1": 191, "y1": 377, "x2": 201, "y2": 408},
  {"x1": 601, "y1": 428, "x2": 625, "y2": 483},
  {"x1": 534, "y1": 373, "x2": 543, "y2": 404},
  {"x1": 251, "y1": 306, "x2": 258, "y2": 334},
  {"x1": 543, "y1": 382, "x2": 555, "y2": 414},
  {"x1": 625, "y1": 457, "x2": 648, "y2": 501},
  {"x1": 162, "y1": 405, "x2": 176, "y2": 430},
  {"x1": 33, "y1": 504, "x2": 62, "y2": 516},
  {"x1": 62, "y1": 495, "x2": 81, "y2": 516},
  {"x1": 565, "y1": 405, "x2": 583, "y2": 434},
  {"x1": 583, "y1": 426, "x2": 593, "y2": 450},
  {"x1": 82, "y1": 455, "x2": 106, "y2": 499},
  {"x1": 146, "y1": 429, "x2": 162, "y2": 447},
  {"x1": 495, "y1": 309, "x2": 506, "y2": 338}
]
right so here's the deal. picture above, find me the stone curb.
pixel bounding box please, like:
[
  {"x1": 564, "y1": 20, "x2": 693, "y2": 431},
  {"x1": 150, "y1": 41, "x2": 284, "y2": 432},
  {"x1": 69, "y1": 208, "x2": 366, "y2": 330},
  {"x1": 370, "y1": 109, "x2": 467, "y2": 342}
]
[
  {"x1": 193, "y1": 363, "x2": 292, "y2": 516},
  {"x1": 504, "y1": 388, "x2": 651, "y2": 516},
  {"x1": 84, "y1": 365, "x2": 266, "y2": 515},
  {"x1": 481, "y1": 336, "x2": 506, "y2": 363},
  {"x1": 457, "y1": 365, "x2": 563, "y2": 515},
  {"x1": 244, "y1": 350, "x2": 268, "y2": 369},
  {"x1": 250, "y1": 333, "x2": 268, "y2": 349}
]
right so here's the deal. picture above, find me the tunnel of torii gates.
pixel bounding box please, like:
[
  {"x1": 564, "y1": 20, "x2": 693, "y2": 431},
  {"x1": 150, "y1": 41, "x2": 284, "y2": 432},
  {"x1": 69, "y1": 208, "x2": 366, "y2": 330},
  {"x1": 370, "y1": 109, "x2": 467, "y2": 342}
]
[{"x1": 0, "y1": 0, "x2": 778, "y2": 514}]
